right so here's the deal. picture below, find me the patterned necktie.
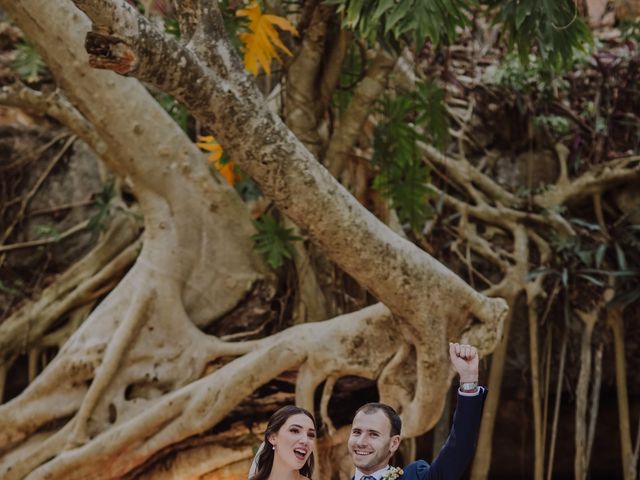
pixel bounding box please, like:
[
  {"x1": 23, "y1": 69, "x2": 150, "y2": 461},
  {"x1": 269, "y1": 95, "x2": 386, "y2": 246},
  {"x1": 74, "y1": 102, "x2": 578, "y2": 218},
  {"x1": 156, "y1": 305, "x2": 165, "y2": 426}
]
[{"x1": 361, "y1": 476, "x2": 377, "y2": 480}]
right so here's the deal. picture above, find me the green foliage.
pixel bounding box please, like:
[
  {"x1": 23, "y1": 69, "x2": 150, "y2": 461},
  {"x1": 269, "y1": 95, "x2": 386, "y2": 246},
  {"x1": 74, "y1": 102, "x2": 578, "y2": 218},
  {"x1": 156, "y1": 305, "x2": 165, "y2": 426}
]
[
  {"x1": 88, "y1": 182, "x2": 116, "y2": 233},
  {"x1": 0, "y1": 280, "x2": 22, "y2": 298},
  {"x1": 12, "y1": 41, "x2": 46, "y2": 83},
  {"x1": 332, "y1": 42, "x2": 365, "y2": 113},
  {"x1": 531, "y1": 219, "x2": 640, "y2": 310},
  {"x1": 33, "y1": 224, "x2": 60, "y2": 241},
  {"x1": 488, "y1": 0, "x2": 591, "y2": 69},
  {"x1": 325, "y1": 0, "x2": 470, "y2": 49},
  {"x1": 219, "y1": 0, "x2": 246, "y2": 54},
  {"x1": 493, "y1": 53, "x2": 571, "y2": 97},
  {"x1": 252, "y1": 214, "x2": 302, "y2": 269},
  {"x1": 608, "y1": 223, "x2": 640, "y2": 308},
  {"x1": 234, "y1": 173, "x2": 263, "y2": 202},
  {"x1": 156, "y1": 93, "x2": 189, "y2": 132},
  {"x1": 372, "y1": 80, "x2": 447, "y2": 231},
  {"x1": 164, "y1": 17, "x2": 181, "y2": 38},
  {"x1": 414, "y1": 80, "x2": 449, "y2": 150},
  {"x1": 620, "y1": 18, "x2": 640, "y2": 43},
  {"x1": 533, "y1": 114, "x2": 571, "y2": 136}
]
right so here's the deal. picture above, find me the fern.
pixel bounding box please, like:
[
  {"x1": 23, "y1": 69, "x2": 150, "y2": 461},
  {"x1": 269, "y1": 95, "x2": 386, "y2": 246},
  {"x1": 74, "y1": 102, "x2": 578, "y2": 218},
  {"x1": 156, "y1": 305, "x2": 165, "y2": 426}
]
[
  {"x1": 372, "y1": 82, "x2": 445, "y2": 232},
  {"x1": 252, "y1": 214, "x2": 302, "y2": 268},
  {"x1": 12, "y1": 41, "x2": 46, "y2": 83}
]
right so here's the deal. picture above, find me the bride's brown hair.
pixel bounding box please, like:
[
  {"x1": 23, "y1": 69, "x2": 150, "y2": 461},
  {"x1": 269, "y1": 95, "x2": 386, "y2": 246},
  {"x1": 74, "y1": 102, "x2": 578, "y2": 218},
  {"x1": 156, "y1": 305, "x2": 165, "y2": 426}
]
[{"x1": 250, "y1": 405, "x2": 316, "y2": 480}]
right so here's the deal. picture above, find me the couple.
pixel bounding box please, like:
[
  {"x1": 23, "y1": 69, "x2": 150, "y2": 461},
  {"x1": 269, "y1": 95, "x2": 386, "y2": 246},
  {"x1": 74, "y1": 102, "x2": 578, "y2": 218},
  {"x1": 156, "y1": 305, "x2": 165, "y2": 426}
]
[{"x1": 249, "y1": 342, "x2": 486, "y2": 480}]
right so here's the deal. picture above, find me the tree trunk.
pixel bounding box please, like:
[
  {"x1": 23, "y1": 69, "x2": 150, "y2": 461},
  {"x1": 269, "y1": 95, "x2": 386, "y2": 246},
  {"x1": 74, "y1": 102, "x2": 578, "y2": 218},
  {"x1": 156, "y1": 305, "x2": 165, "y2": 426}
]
[
  {"x1": 0, "y1": 1, "x2": 509, "y2": 478},
  {"x1": 574, "y1": 310, "x2": 597, "y2": 480},
  {"x1": 609, "y1": 306, "x2": 636, "y2": 480}
]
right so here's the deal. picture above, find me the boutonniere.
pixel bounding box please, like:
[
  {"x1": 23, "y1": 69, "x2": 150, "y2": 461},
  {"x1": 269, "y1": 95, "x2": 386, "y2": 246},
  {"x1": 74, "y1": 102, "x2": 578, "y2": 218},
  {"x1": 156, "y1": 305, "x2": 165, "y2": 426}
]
[{"x1": 382, "y1": 466, "x2": 404, "y2": 480}]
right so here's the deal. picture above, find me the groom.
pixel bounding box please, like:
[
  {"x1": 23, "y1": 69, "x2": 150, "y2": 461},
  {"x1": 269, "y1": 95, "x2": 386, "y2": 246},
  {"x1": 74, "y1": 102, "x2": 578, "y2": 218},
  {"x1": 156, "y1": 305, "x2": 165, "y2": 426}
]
[{"x1": 348, "y1": 343, "x2": 485, "y2": 480}]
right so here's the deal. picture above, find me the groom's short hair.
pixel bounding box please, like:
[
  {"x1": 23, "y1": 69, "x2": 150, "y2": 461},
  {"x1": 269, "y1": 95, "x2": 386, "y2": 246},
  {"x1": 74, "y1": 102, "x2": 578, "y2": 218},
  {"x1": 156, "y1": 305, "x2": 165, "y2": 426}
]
[{"x1": 354, "y1": 402, "x2": 402, "y2": 437}]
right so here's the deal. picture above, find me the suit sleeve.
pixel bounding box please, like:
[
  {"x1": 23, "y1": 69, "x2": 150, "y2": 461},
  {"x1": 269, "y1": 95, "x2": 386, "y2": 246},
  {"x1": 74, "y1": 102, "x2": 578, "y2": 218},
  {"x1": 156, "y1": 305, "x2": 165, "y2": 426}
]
[{"x1": 417, "y1": 387, "x2": 487, "y2": 480}]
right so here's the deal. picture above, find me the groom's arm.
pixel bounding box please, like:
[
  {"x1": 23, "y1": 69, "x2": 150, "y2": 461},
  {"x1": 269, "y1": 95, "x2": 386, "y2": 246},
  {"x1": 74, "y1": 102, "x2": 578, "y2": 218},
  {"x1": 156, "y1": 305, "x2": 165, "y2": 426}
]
[
  {"x1": 420, "y1": 387, "x2": 486, "y2": 480},
  {"x1": 416, "y1": 343, "x2": 485, "y2": 480}
]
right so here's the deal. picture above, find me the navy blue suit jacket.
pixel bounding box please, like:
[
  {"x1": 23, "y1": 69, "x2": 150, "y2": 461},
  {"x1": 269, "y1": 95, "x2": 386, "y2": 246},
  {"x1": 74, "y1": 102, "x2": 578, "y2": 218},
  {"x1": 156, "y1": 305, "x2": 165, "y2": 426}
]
[{"x1": 398, "y1": 388, "x2": 486, "y2": 480}]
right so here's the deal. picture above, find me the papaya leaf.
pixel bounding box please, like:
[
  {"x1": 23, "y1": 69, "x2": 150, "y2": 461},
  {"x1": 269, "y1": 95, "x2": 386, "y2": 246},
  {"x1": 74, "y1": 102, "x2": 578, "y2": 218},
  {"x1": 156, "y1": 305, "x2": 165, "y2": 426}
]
[
  {"x1": 196, "y1": 135, "x2": 237, "y2": 185},
  {"x1": 236, "y1": 2, "x2": 298, "y2": 76},
  {"x1": 327, "y1": 0, "x2": 470, "y2": 49}
]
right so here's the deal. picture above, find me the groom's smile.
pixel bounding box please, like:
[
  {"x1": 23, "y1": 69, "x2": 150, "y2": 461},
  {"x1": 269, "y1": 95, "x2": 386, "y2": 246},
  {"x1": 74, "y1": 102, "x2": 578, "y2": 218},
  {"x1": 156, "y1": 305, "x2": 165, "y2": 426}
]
[{"x1": 348, "y1": 410, "x2": 401, "y2": 474}]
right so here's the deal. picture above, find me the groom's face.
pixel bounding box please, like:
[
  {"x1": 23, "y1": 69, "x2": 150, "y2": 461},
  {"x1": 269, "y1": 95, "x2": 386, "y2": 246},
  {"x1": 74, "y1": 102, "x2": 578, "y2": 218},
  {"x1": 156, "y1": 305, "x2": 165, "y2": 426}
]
[{"x1": 348, "y1": 410, "x2": 401, "y2": 474}]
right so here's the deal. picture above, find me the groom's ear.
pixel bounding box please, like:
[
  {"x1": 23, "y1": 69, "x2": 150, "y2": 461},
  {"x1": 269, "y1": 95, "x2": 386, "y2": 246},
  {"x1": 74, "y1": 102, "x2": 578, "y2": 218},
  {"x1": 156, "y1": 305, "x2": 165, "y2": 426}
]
[{"x1": 389, "y1": 434, "x2": 401, "y2": 454}]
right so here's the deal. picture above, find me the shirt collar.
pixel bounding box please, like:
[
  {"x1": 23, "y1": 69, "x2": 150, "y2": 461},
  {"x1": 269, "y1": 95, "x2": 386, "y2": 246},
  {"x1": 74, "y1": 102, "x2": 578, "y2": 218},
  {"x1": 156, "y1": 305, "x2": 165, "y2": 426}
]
[{"x1": 354, "y1": 465, "x2": 390, "y2": 480}]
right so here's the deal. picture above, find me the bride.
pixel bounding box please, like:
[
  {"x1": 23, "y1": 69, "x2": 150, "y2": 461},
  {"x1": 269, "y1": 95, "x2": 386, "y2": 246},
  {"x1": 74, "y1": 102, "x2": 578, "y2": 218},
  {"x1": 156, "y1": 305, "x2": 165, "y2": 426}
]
[{"x1": 249, "y1": 405, "x2": 317, "y2": 480}]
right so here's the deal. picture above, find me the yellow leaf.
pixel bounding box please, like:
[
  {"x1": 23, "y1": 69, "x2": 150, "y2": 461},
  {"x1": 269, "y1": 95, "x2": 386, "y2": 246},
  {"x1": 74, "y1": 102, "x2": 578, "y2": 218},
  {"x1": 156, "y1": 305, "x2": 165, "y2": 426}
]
[
  {"x1": 236, "y1": 2, "x2": 298, "y2": 76},
  {"x1": 196, "y1": 135, "x2": 236, "y2": 185},
  {"x1": 217, "y1": 162, "x2": 236, "y2": 185}
]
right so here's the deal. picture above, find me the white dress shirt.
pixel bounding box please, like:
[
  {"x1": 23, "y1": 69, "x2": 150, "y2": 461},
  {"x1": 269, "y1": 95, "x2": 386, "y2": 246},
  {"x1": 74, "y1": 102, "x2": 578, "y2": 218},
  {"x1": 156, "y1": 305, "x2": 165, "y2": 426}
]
[
  {"x1": 354, "y1": 465, "x2": 390, "y2": 480},
  {"x1": 458, "y1": 386, "x2": 484, "y2": 397}
]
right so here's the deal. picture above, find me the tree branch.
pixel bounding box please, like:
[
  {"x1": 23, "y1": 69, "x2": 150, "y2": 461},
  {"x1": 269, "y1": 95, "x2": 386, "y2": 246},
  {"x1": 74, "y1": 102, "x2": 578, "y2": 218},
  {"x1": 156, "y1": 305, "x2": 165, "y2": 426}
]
[
  {"x1": 420, "y1": 141, "x2": 524, "y2": 209},
  {"x1": 0, "y1": 82, "x2": 106, "y2": 155},
  {"x1": 534, "y1": 155, "x2": 640, "y2": 208},
  {"x1": 69, "y1": 0, "x2": 507, "y2": 336},
  {"x1": 284, "y1": 3, "x2": 333, "y2": 158},
  {"x1": 7, "y1": 305, "x2": 402, "y2": 479},
  {"x1": 0, "y1": 213, "x2": 140, "y2": 364}
]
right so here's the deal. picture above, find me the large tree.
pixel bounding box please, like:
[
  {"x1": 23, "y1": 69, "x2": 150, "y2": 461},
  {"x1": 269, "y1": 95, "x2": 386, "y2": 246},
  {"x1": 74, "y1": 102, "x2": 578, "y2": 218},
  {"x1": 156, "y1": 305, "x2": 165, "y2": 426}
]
[
  {"x1": 0, "y1": 1, "x2": 507, "y2": 478},
  {"x1": 1, "y1": 1, "x2": 639, "y2": 479}
]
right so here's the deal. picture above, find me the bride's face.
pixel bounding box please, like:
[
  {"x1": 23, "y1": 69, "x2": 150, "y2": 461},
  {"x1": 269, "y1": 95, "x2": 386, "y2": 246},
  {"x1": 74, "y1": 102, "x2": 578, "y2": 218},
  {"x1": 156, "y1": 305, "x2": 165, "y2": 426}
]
[{"x1": 270, "y1": 413, "x2": 316, "y2": 472}]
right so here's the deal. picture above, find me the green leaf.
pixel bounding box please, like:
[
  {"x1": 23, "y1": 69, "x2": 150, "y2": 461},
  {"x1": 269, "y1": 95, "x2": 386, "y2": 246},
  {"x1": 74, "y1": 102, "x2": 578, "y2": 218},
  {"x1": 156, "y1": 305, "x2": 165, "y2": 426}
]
[
  {"x1": 330, "y1": 0, "x2": 469, "y2": 49},
  {"x1": 607, "y1": 270, "x2": 639, "y2": 278},
  {"x1": 251, "y1": 214, "x2": 302, "y2": 269},
  {"x1": 415, "y1": 80, "x2": 449, "y2": 150},
  {"x1": 156, "y1": 93, "x2": 189, "y2": 132},
  {"x1": 609, "y1": 288, "x2": 640, "y2": 308},
  {"x1": 595, "y1": 243, "x2": 607, "y2": 268},
  {"x1": 491, "y1": 0, "x2": 592, "y2": 70},
  {"x1": 0, "y1": 280, "x2": 22, "y2": 297},
  {"x1": 528, "y1": 267, "x2": 556, "y2": 280},
  {"x1": 384, "y1": 0, "x2": 413, "y2": 35},
  {"x1": 576, "y1": 250, "x2": 593, "y2": 267},
  {"x1": 615, "y1": 243, "x2": 627, "y2": 270},
  {"x1": 372, "y1": 88, "x2": 439, "y2": 231},
  {"x1": 33, "y1": 224, "x2": 61, "y2": 241},
  {"x1": 88, "y1": 182, "x2": 115, "y2": 233},
  {"x1": 577, "y1": 273, "x2": 604, "y2": 287},
  {"x1": 371, "y1": 0, "x2": 396, "y2": 23},
  {"x1": 12, "y1": 41, "x2": 47, "y2": 83},
  {"x1": 515, "y1": 0, "x2": 532, "y2": 29}
]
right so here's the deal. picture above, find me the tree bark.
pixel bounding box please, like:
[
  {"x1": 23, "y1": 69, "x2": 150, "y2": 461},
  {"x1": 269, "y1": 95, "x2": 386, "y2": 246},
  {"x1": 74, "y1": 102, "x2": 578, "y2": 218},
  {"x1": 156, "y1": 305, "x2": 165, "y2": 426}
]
[
  {"x1": 574, "y1": 309, "x2": 597, "y2": 480},
  {"x1": 68, "y1": 0, "x2": 507, "y2": 434},
  {"x1": 609, "y1": 306, "x2": 636, "y2": 480},
  {"x1": 0, "y1": 1, "x2": 509, "y2": 478}
]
